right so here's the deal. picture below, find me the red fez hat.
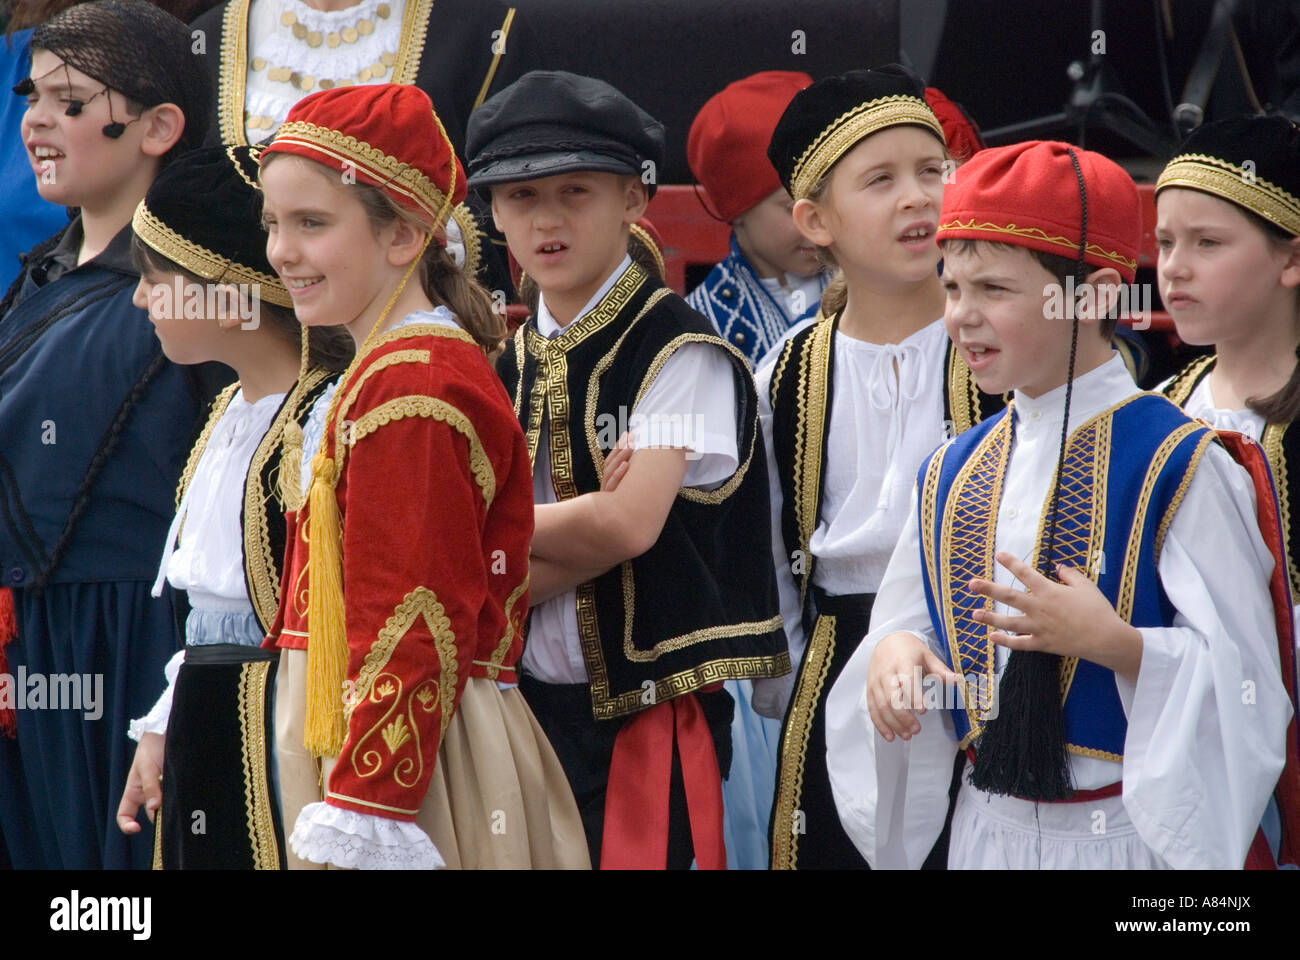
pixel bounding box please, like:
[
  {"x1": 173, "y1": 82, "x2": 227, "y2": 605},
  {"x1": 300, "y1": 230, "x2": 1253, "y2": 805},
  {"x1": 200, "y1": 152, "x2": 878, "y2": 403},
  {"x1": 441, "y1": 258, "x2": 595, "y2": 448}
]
[
  {"x1": 924, "y1": 87, "x2": 984, "y2": 163},
  {"x1": 937, "y1": 140, "x2": 1139, "y2": 282},
  {"x1": 688, "y1": 70, "x2": 813, "y2": 222},
  {"x1": 262, "y1": 83, "x2": 466, "y2": 234}
]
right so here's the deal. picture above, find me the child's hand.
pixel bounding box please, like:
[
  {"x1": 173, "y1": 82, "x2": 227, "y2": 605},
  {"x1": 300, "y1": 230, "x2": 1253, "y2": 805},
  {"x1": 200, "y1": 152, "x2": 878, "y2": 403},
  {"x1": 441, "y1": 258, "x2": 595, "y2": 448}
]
[
  {"x1": 116, "y1": 732, "x2": 165, "y2": 834},
  {"x1": 866, "y1": 631, "x2": 963, "y2": 742},
  {"x1": 969, "y1": 551, "x2": 1142, "y2": 680},
  {"x1": 600, "y1": 432, "x2": 634, "y2": 493}
]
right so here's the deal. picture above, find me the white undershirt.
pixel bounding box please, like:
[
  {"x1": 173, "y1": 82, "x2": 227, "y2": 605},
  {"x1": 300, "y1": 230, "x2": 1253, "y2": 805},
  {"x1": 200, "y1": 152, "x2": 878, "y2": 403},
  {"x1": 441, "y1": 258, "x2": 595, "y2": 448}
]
[
  {"x1": 759, "y1": 272, "x2": 826, "y2": 324},
  {"x1": 521, "y1": 256, "x2": 740, "y2": 685},
  {"x1": 825, "y1": 354, "x2": 1292, "y2": 868},
  {"x1": 752, "y1": 318, "x2": 949, "y2": 714}
]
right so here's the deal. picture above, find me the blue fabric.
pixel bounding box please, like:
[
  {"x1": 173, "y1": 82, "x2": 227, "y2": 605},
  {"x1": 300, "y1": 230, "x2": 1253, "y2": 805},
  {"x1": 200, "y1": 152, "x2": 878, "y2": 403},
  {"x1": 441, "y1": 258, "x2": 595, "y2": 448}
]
[
  {"x1": 0, "y1": 230, "x2": 205, "y2": 868},
  {"x1": 0, "y1": 581, "x2": 182, "y2": 868},
  {"x1": 0, "y1": 29, "x2": 70, "y2": 293},
  {"x1": 687, "y1": 234, "x2": 823, "y2": 368},
  {"x1": 185, "y1": 608, "x2": 264, "y2": 647},
  {"x1": 720, "y1": 678, "x2": 780, "y2": 869},
  {"x1": 917, "y1": 395, "x2": 1213, "y2": 757}
]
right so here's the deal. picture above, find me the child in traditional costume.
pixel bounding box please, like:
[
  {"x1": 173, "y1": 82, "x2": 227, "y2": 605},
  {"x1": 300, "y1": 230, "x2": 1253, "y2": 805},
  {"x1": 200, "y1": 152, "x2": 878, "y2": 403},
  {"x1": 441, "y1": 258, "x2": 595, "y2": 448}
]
[
  {"x1": 1156, "y1": 115, "x2": 1300, "y2": 864},
  {"x1": 685, "y1": 70, "x2": 827, "y2": 368},
  {"x1": 0, "y1": 0, "x2": 213, "y2": 869},
  {"x1": 113, "y1": 145, "x2": 351, "y2": 869},
  {"x1": 825, "y1": 139, "x2": 1293, "y2": 869},
  {"x1": 755, "y1": 64, "x2": 1002, "y2": 870},
  {"x1": 257, "y1": 82, "x2": 588, "y2": 869},
  {"x1": 472, "y1": 70, "x2": 789, "y2": 870}
]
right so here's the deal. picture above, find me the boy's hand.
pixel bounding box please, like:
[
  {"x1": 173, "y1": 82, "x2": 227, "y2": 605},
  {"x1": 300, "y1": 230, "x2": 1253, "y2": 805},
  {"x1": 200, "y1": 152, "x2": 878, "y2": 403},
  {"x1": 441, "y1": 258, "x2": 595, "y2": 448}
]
[
  {"x1": 866, "y1": 631, "x2": 963, "y2": 742},
  {"x1": 601, "y1": 431, "x2": 634, "y2": 493},
  {"x1": 969, "y1": 551, "x2": 1142, "y2": 681},
  {"x1": 116, "y1": 732, "x2": 165, "y2": 834}
]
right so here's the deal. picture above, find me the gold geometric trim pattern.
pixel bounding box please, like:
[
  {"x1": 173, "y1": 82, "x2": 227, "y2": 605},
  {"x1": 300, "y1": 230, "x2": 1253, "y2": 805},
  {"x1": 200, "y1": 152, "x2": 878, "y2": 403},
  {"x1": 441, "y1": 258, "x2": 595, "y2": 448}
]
[
  {"x1": 937, "y1": 218, "x2": 1138, "y2": 273},
  {"x1": 770, "y1": 613, "x2": 836, "y2": 870},
  {"x1": 132, "y1": 203, "x2": 293, "y2": 307},
  {"x1": 792, "y1": 95, "x2": 943, "y2": 200},
  {"x1": 1157, "y1": 154, "x2": 1300, "y2": 237}
]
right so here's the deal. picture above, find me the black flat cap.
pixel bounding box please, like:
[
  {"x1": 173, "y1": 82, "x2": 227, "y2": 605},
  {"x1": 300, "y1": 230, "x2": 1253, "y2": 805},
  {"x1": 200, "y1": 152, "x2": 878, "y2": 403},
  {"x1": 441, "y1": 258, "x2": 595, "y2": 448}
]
[
  {"x1": 768, "y1": 63, "x2": 943, "y2": 200},
  {"x1": 466, "y1": 70, "x2": 665, "y2": 195},
  {"x1": 1156, "y1": 114, "x2": 1300, "y2": 237}
]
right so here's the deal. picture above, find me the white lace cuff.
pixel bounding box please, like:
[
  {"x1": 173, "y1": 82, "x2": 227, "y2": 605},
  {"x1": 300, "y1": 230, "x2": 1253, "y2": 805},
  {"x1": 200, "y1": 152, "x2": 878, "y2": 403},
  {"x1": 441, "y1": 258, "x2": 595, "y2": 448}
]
[
  {"x1": 289, "y1": 801, "x2": 445, "y2": 870},
  {"x1": 127, "y1": 648, "x2": 185, "y2": 741}
]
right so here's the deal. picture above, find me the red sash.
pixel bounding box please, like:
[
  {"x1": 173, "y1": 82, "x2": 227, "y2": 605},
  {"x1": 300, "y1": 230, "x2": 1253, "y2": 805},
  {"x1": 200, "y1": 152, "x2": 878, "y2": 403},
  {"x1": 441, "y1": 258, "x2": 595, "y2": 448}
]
[
  {"x1": 0, "y1": 587, "x2": 16, "y2": 738},
  {"x1": 600, "y1": 691, "x2": 726, "y2": 870}
]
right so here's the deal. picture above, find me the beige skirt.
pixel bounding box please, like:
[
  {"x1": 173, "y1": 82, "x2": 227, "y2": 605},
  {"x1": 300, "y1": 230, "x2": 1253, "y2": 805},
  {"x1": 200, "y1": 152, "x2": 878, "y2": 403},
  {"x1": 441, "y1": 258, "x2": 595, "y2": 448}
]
[{"x1": 274, "y1": 648, "x2": 590, "y2": 869}]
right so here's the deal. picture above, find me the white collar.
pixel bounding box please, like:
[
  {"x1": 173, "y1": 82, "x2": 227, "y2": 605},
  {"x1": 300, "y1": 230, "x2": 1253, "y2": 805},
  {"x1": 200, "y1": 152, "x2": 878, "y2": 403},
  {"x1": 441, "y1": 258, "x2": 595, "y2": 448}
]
[
  {"x1": 536, "y1": 254, "x2": 633, "y2": 339},
  {"x1": 1013, "y1": 352, "x2": 1139, "y2": 433}
]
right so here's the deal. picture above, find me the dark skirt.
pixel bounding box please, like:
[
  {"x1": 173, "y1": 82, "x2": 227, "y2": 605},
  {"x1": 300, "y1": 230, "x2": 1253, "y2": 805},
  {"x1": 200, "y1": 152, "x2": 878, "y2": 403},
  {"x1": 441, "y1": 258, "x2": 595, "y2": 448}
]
[
  {"x1": 156, "y1": 643, "x2": 284, "y2": 870},
  {"x1": 770, "y1": 587, "x2": 873, "y2": 870},
  {"x1": 0, "y1": 580, "x2": 180, "y2": 869}
]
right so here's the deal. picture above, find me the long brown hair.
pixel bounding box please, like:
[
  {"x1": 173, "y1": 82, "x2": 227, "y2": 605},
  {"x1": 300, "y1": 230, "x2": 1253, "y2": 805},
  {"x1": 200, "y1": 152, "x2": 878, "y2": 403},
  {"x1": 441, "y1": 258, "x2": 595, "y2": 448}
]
[
  {"x1": 1239, "y1": 209, "x2": 1300, "y2": 424},
  {"x1": 351, "y1": 184, "x2": 505, "y2": 353}
]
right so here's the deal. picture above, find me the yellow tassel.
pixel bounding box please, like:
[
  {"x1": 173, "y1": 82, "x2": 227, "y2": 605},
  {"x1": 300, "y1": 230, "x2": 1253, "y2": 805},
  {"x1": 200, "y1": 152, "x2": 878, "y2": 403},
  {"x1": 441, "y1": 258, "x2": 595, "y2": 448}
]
[
  {"x1": 303, "y1": 451, "x2": 348, "y2": 757},
  {"x1": 279, "y1": 420, "x2": 304, "y2": 509}
]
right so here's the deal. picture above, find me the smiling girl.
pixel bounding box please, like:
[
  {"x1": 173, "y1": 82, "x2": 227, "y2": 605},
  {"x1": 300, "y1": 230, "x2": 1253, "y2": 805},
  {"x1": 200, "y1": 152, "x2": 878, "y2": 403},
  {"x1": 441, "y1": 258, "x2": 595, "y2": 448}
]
[
  {"x1": 115, "y1": 145, "x2": 351, "y2": 868},
  {"x1": 754, "y1": 64, "x2": 1005, "y2": 869},
  {"x1": 256, "y1": 83, "x2": 587, "y2": 869}
]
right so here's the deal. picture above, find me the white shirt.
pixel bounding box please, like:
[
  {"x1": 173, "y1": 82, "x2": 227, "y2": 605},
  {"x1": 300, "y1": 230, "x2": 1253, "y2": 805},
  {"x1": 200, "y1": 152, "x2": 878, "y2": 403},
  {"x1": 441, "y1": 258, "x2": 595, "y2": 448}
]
[
  {"x1": 244, "y1": 0, "x2": 408, "y2": 144},
  {"x1": 521, "y1": 256, "x2": 740, "y2": 685},
  {"x1": 751, "y1": 318, "x2": 950, "y2": 715},
  {"x1": 759, "y1": 272, "x2": 826, "y2": 325},
  {"x1": 824, "y1": 354, "x2": 1292, "y2": 869}
]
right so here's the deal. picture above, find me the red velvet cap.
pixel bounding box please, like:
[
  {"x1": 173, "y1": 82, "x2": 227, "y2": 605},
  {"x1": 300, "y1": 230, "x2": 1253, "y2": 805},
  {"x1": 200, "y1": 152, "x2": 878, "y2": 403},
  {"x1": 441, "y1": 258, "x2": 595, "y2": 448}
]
[
  {"x1": 924, "y1": 87, "x2": 984, "y2": 163},
  {"x1": 688, "y1": 71, "x2": 812, "y2": 222},
  {"x1": 937, "y1": 140, "x2": 1140, "y2": 282},
  {"x1": 262, "y1": 83, "x2": 467, "y2": 232}
]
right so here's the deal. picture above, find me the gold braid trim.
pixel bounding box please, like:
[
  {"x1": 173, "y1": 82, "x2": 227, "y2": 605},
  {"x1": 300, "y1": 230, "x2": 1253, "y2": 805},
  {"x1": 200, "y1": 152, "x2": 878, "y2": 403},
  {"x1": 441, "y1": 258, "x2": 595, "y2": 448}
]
[
  {"x1": 1262, "y1": 422, "x2": 1299, "y2": 597},
  {"x1": 791, "y1": 95, "x2": 943, "y2": 200},
  {"x1": 1153, "y1": 428, "x2": 1216, "y2": 564},
  {"x1": 176, "y1": 384, "x2": 240, "y2": 507},
  {"x1": 771, "y1": 614, "x2": 837, "y2": 870},
  {"x1": 486, "y1": 577, "x2": 529, "y2": 677},
  {"x1": 1157, "y1": 154, "x2": 1300, "y2": 237},
  {"x1": 448, "y1": 201, "x2": 484, "y2": 279},
  {"x1": 936, "y1": 218, "x2": 1138, "y2": 273},
  {"x1": 237, "y1": 660, "x2": 281, "y2": 869},
  {"x1": 349, "y1": 395, "x2": 496, "y2": 505},
  {"x1": 216, "y1": 0, "x2": 251, "y2": 146},
  {"x1": 271, "y1": 121, "x2": 454, "y2": 229},
  {"x1": 392, "y1": 0, "x2": 434, "y2": 86},
  {"x1": 473, "y1": 5, "x2": 515, "y2": 109},
  {"x1": 1164, "y1": 354, "x2": 1216, "y2": 407},
  {"x1": 132, "y1": 203, "x2": 293, "y2": 308},
  {"x1": 333, "y1": 349, "x2": 431, "y2": 452}
]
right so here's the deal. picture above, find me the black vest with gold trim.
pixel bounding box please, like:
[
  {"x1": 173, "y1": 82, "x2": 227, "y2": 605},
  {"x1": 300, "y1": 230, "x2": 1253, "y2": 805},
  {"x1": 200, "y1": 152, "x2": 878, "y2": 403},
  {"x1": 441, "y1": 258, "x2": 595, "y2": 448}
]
[
  {"x1": 174, "y1": 368, "x2": 336, "y2": 633},
  {"x1": 765, "y1": 310, "x2": 1005, "y2": 620},
  {"x1": 496, "y1": 262, "x2": 790, "y2": 720},
  {"x1": 1164, "y1": 354, "x2": 1300, "y2": 599}
]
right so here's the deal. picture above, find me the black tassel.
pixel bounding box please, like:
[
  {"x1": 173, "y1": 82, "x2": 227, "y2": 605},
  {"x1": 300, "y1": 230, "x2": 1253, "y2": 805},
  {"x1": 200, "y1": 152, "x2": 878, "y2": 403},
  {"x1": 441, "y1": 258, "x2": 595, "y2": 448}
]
[
  {"x1": 101, "y1": 122, "x2": 126, "y2": 138},
  {"x1": 64, "y1": 100, "x2": 83, "y2": 116},
  {"x1": 969, "y1": 650, "x2": 1074, "y2": 799},
  {"x1": 12, "y1": 77, "x2": 34, "y2": 96}
]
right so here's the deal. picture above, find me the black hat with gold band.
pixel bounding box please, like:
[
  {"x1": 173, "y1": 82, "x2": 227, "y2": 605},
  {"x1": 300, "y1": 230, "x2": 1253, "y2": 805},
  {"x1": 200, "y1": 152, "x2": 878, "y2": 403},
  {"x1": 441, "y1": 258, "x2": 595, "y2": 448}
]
[
  {"x1": 767, "y1": 63, "x2": 945, "y2": 202},
  {"x1": 1156, "y1": 115, "x2": 1300, "y2": 237},
  {"x1": 132, "y1": 145, "x2": 293, "y2": 307}
]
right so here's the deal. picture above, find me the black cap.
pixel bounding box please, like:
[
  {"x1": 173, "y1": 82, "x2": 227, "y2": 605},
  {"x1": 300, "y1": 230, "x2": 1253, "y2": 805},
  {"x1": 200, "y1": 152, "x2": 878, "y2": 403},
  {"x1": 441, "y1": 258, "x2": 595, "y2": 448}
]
[
  {"x1": 466, "y1": 70, "x2": 665, "y2": 195},
  {"x1": 767, "y1": 63, "x2": 943, "y2": 200},
  {"x1": 133, "y1": 145, "x2": 292, "y2": 307},
  {"x1": 1156, "y1": 114, "x2": 1300, "y2": 237}
]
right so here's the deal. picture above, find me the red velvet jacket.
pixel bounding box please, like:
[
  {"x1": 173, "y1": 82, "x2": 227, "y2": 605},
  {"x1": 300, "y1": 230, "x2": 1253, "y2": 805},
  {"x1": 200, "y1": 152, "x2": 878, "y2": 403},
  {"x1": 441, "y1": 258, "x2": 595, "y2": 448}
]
[{"x1": 266, "y1": 320, "x2": 532, "y2": 820}]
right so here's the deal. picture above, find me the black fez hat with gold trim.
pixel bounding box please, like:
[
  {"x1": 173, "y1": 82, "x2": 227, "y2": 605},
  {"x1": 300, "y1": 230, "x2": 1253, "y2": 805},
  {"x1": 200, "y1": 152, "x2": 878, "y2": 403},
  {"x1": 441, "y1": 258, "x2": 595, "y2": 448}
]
[
  {"x1": 767, "y1": 63, "x2": 945, "y2": 202},
  {"x1": 133, "y1": 145, "x2": 292, "y2": 308},
  {"x1": 1156, "y1": 115, "x2": 1300, "y2": 237}
]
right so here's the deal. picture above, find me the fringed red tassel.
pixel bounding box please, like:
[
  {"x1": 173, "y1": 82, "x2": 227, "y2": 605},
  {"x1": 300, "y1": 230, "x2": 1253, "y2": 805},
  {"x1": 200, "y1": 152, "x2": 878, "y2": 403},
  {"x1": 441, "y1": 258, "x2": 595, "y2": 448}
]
[{"x1": 0, "y1": 587, "x2": 16, "y2": 738}]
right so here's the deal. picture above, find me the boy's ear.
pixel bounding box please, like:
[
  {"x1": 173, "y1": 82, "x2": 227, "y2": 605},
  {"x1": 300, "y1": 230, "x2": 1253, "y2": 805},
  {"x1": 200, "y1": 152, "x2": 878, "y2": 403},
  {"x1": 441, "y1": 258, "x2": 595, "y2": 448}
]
[
  {"x1": 622, "y1": 176, "x2": 650, "y2": 224},
  {"x1": 138, "y1": 102, "x2": 186, "y2": 159},
  {"x1": 1080, "y1": 267, "x2": 1124, "y2": 324},
  {"x1": 791, "y1": 197, "x2": 833, "y2": 248},
  {"x1": 489, "y1": 193, "x2": 504, "y2": 234}
]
